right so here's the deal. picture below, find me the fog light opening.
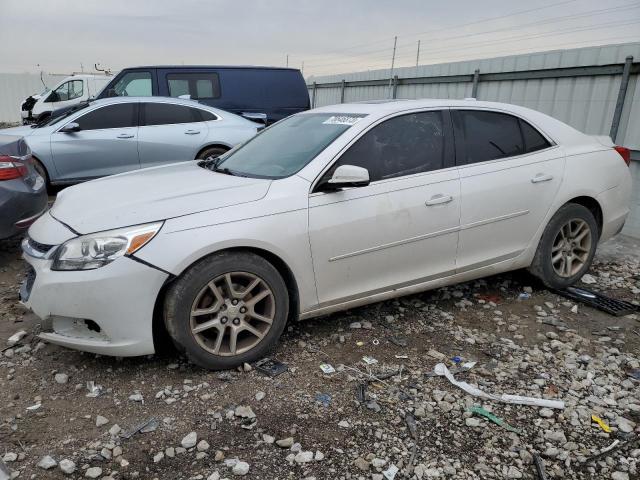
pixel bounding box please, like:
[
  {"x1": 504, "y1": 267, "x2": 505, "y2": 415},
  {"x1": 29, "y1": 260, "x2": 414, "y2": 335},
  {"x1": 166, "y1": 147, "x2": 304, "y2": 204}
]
[{"x1": 84, "y1": 320, "x2": 101, "y2": 333}]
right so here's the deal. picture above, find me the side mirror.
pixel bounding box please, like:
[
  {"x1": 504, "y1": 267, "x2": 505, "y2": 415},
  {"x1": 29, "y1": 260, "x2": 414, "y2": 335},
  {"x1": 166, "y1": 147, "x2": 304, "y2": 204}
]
[
  {"x1": 241, "y1": 112, "x2": 268, "y2": 126},
  {"x1": 321, "y1": 165, "x2": 370, "y2": 191},
  {"x1": 59, "y1": 122, "x2": 80, "y2": 133}
]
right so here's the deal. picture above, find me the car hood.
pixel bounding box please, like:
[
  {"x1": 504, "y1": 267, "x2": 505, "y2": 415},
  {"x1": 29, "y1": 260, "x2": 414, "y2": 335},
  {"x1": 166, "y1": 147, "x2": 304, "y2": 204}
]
[
  {"x1": 0, "y1": 125, "x2": 37, "y2": 137},
  {"x1": 50, "y1": 161, "x2": 272, "y2": 234}
]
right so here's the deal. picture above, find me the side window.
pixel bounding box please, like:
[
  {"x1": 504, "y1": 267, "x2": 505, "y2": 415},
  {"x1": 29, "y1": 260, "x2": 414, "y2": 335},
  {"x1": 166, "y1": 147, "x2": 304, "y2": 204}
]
[
  {"x1": 74, "y1": 104, "x2": 137, "y2": 131},
  {"x1": 453, "y1": 110, "x2": 524, "y2": 164},
  {"x1": 68, "y1": 80, "x2": 83, "y2": 100},
  {"x1": 110, "y1": 71, "x2": 153, "y2": 97},
  {"x1": 167, "y1": 73, "x2": 221, "y2": 100},
  {"x1": 520, "y1": 119, "x2": 551, "y2": 153},
  {"x1": 51, "y1": 82, "x2": 71, "y2": 102},
  {"x1": 333, "y1": 111, "x2": 446, "y2": 182},
  {"x1": 142, "y1": 103, "x2": 201, "y2": 126},
  {"x1": 197, "y1": 109, "x2": 218, "y2": 122}
]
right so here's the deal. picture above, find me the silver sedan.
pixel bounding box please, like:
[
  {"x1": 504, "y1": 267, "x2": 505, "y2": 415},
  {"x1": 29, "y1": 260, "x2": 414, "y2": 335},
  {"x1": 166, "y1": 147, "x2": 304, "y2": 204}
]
[{"x1": 2, "y1": 97, "x2": 259, "y2": 186}]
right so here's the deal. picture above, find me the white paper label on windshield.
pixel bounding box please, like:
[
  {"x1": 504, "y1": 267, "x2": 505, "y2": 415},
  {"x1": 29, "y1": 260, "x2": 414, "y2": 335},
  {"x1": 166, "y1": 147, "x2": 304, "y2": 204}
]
[{"x1": 323, "y1": 115, "x2": 362, "y2": 126}]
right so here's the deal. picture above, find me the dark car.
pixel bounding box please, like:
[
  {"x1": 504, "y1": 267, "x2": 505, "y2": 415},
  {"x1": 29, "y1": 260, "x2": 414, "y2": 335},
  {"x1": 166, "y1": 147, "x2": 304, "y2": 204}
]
[
  {"x1": 0, "y1": 136, "x2": 48, "y2": 239},
  {"x1": 95, "y1": 66, "x2": 310, "y2": 124}
]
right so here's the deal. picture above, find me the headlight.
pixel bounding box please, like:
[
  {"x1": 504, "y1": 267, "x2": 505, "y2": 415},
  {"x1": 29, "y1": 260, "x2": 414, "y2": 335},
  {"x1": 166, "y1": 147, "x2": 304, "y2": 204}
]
[{"x1": 51, "y1": 222, "x2": 163, "y2": 271}]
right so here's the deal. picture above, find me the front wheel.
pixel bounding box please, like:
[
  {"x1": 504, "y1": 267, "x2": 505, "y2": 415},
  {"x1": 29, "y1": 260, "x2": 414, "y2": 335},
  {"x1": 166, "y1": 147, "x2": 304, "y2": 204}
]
[
  {"x1": 196, "y1": 146, "x2": 228, "y2": 162},
  {"x1": 164, "y1": 252, "x2": 289, "y2": 370},
  {"x1": 529, "y1": 203, "x2": 599, "y2": 289}
]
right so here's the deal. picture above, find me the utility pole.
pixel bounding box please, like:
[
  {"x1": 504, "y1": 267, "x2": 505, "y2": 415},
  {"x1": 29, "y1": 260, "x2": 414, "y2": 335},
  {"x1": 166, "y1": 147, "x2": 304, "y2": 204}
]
[
  {"x1": 286, "y1": 54, "x2": 289, "y2": 67},
  {"x1": 388, "y1": 36, "x2": 397, "y2": 98},
  {"x1": 301, "y1": 61, "x2": 304, "y2": 75},
  {"x1": 416, "y1": 40, "x2": 420, "y2": 67}
]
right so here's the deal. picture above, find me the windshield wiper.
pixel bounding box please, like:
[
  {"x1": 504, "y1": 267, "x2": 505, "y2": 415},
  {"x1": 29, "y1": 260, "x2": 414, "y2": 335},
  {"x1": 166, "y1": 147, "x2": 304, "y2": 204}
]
[{"x1": 205, "y1": 156, "x2": 236, "y2": 176}]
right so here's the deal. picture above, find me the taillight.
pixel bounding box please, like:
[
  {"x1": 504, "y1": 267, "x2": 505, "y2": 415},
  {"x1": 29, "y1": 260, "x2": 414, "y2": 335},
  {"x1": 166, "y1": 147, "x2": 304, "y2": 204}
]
[
  {"x1": 614, "y1": 146, "x2": 631, "y2": 167},
  {"x1": 0, "y1": 155, "x2": 28, "y2": 181}
]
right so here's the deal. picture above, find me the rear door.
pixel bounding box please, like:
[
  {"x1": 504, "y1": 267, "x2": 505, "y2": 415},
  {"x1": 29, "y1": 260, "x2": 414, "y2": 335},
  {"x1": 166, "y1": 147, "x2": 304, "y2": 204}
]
[
  {"x1": 452, "y1": 109, "x2": 564, "y2": 272},
  {"x1": 137, "y1": 102, "x2": 210, "y2": 168},
  {"x1": 50, "y1": 103, "x2": 140, "y2": 181}
]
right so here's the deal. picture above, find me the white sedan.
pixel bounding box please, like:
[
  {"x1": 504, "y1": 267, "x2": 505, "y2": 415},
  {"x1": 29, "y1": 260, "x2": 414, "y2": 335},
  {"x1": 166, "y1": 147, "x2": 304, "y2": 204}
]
[{"x1": 21, "y1": 99, "x2": 632, "y2": 369}]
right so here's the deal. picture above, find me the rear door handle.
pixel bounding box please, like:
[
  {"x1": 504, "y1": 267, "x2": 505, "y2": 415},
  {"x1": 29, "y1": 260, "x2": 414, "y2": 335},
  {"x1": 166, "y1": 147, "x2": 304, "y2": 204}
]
[
  {"x1": 184, "y1": 130, "x2": 201, "y2": 135},
  {"x1": 117, "y1": 133, "x2": 134, "y2": 139},
  {"x1": 531, "y1": 173, "x2": 553, "y2": 183},
  {"x1": 425, "y1": 194, "x2": 453, "y2": 206}
]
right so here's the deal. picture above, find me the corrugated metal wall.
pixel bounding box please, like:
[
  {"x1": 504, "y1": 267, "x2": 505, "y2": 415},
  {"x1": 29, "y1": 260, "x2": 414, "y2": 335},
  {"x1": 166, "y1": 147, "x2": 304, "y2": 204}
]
[
  {"x1": 308, "y1": 42, "x2": 640, "y2": 150},
  {"x1": 0, "y1": 72, "x2": 69, "y2": 123},
  {"x1": 308, "y1": 42, "x2": 640, "y2": 238}
]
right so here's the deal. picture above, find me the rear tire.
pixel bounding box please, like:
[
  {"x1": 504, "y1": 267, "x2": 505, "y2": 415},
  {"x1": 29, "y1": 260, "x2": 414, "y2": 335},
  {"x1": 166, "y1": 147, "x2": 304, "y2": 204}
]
[
  {"x1": 164, "y1": 252, "x2": 289, "y2": 370},
  {"x1": 528, "y1": 203, "x2": 599, "y2": 289},
  {"x1": 196, "y1": 146, "x2": 228, "y2": 161},
  {"x1": 32, "y1": 158, "x2": 50, "y2": 191}
]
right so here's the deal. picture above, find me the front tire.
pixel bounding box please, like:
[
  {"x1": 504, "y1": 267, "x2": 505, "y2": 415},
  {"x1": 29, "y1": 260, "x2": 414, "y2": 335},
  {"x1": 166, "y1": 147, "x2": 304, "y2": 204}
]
[
  {"x1": 529, "y1": 203, "x2": 599, "y2": 289},
  {"x1": 164, "y1": 252, "x2": 289, "y2": 370},
  {"x1": 196, "y1": 146, "x2": 228, "y2": 162}
]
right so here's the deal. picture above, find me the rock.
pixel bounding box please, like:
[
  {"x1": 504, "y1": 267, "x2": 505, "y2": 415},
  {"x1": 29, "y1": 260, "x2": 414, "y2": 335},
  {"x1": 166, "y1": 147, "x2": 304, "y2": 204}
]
[
  {"x1": 338, "y1": 420, "x2": 350, "y2": 428},
  {"x1": 197, "y1": 440, "x2": 210, "y2": 451},
  {"x1": 214, "y1": 450, "x2": 225, "y2": 461},
  {"x1": 617, "y1": 417, "x2": 635, "y2": 433},
  {"x1": 354, "y1": 457, "x2": 370, "y2": 471},
  {"x1": 539, "y1": 408, "x2": 554, "y2": 418},
  {"x1": 232, "y1": 461, "x2": 250, "y2": 475},
  {"x1": 314, "y1": 450, "x2": 325, "y2": 461},
  {"x1": 544, "y1": 430, "x2": 567, "y2": 443},
  {"x1": 611, "y1": 473, "x2": 629, "y2": 480},
  {"x1": 294, "y1": 451, "x2": 314, "y2": 463},
  {"x1": 262, "y1": 434, "x2": 275, "y2": 444},
  {"x1": 165, "y1": 447, "x2": 175, "y2": 458},
  {"x1": 2, "y1": 452, "x2": 17, "y2": 462},
  {"x1": 371, "y1": 458, "x2": 386, "y2": 468},
  {"x1": 255, "y1": 391, "x2": 265, "y2": 401},
  {"x1": 181, "y1": 431, "x2": 198, "y2": 448},
  {"x1": 128, "y1": 392, "x2": 144, "y2": 402},
  {"x1": 108, "y1": 424, "x2": 121, "y2": 436},
  {"x1": 153, "y1": 451, "x2": 164, "y2": 463},
  {"x1": 507, "y1": 466, "x2": 523, "y2": 479},
  {"x1": 59, "y1": 459, "x2": 76, "y2": 475},
  {"x1": 234, "y1": 405, "x2": 255, "y2": 419},
  {"x1": 85, "y1": 467, "x2": 102, "y2": 478},
  {"x1": 581, "y1": 274, "x2": 596, "y2": 284},
  {"x1": 37, "y1": 456, "x2": 57, "y2": 470},
  {"x1": 95, "y1": 415, "x2": 109, "y2": 427},
  {"x1": 113, "y1": 446, "x2": 122, "y2": 457},
  {"x1": 242, "y1": 362, "x2": 252, "y2": 372},
  {"x1": 7, "y1": 330, "x2": 27, "y2": 346},
  {"x1": 465, "y1": 417, "x2": 481, "y2": 427},
  {"x1": 276, "y1": 437, "x2": 294, "y2": 448},
  {"x1": 54, "y1": 373, "x2": 69, "y2": 384},
  {"x1": 207, "y1": 473, "x2": 221, "y2": 480}
]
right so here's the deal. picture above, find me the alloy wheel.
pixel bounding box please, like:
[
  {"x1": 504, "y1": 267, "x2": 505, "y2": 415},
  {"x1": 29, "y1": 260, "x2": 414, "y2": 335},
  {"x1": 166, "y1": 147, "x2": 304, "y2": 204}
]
[
  {"x1": 189, "y1": 272, "x2": 275, "y2": 356},
  {"x1": 551, "y1": 218, "x2": 592, "y2": 278}
]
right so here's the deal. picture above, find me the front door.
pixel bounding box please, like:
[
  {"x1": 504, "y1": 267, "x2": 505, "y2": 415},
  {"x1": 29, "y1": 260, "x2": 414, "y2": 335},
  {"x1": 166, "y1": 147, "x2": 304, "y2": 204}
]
[
  {"x1": 452, "y1": 109, "x2": 565, "y2": 272},
  {"x1": 50, "y1": 103, "x2": 140, "y2": 181},
  {"x1": 137, "y1": 102, "x2": 208, "y2": 168},
  {"x1": 308, "y1": 110, "x2": 460, "y2": 306}
]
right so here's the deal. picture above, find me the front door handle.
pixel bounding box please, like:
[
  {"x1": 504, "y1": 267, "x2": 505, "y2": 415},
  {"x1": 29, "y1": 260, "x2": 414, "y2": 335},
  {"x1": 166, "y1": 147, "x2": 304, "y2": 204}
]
[
  {"x1": 425, "y1": 194, "x2": 453, "y2": 206},
  {"x1": 184, "y1": 130, "x2": 201, "y2": 135},
  {"x1": 531, "y1": 173, "x2": 553, "y2": 183},
  {"x1": 117, "y1": 133, "x2": 134, "y2": 139}
]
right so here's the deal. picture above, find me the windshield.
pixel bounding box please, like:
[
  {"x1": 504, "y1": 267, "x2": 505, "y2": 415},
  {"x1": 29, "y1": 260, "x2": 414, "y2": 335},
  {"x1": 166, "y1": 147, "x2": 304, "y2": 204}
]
[{"x1": 213, "y1": 113, "x2": 367, "y2": 179}]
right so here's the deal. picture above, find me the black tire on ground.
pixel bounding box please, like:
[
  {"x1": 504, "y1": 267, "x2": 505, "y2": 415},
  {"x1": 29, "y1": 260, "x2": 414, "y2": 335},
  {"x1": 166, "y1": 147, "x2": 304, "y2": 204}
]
[
  {"x1": 164, "y1": 251, "x2": 289, "y2": 370},
  {"x1": 528, "y1": 203, "x2": 599, "y2": 289},
  {"x1": 32, "y1": 158, "x2": 50, "y2": 189},
  {"x1": 196, "y1": 146, "x2": 228, "y2": 161}
]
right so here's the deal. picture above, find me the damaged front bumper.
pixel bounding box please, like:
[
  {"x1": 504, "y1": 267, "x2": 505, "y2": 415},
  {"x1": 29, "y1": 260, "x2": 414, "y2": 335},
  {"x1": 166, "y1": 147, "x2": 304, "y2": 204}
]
[{"x1": 20, "y1": 238, "x2": 168, "y2": 357}]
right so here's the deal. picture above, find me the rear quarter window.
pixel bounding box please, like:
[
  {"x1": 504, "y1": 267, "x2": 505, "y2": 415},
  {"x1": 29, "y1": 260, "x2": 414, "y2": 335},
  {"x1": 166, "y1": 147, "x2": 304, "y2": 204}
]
[{"x1": 167, "y1": 73, "x2": 221, "y2": 100}]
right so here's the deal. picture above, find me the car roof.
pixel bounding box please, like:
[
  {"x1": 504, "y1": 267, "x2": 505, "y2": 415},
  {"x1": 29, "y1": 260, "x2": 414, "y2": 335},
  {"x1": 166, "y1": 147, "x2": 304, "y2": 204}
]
[
  {"x1": 123, "y1": 65, "x2": 301, "y2": 72},
  {"x1": 88, "y1": 96, "x2": 218, "y2": 109}
]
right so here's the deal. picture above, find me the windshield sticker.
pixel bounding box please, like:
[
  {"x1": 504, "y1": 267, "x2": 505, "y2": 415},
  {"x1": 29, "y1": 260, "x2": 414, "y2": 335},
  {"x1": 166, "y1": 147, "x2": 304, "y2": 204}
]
[{"x1": 322, "y1": 115, "x2": 363, "y2": 126}]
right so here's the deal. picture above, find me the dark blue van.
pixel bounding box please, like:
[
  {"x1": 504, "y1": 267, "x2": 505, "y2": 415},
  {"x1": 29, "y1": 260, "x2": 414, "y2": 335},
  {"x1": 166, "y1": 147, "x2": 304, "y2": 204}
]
[{"x1": 96, "y1": 66, "x2": 310, "y2": 124}]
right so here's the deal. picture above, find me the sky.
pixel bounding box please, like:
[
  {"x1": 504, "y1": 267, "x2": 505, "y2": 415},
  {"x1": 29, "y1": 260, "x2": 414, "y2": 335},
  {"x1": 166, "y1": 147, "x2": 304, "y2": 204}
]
[{"x1": 1, "y1": 0, "x2": 639, "y2": 79}]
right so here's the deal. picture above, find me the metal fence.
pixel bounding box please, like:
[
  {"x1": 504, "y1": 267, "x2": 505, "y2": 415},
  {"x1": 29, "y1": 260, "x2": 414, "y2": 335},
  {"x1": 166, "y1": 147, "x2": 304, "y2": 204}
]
[
  {"x1": 0, "y1": 72, "x2": 69, "y2": 123},
  {"x1": 306, "y1": 42, "x2": 640, "y2": 238}
]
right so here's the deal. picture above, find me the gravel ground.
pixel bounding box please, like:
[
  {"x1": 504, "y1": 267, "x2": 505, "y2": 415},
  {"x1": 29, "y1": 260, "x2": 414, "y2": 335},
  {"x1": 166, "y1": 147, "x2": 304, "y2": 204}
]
[{"x1": 0, "y1": 233, "x2": 639, "y2": 480}]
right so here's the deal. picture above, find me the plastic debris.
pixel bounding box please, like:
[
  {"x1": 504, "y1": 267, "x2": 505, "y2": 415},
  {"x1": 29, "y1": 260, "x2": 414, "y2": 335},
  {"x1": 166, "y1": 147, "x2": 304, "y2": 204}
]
[
  {"x1": 319, "y1": 363, "x2": 335, "y2": 374},
  {"x1": 452, "y1": 356, "x2": 462, "y2": 364},
  {"x1": 254, "y1": 358, "x2": 288, "y2": 377},
  {"x1": 362, "y1": 356, "x2": 378, "y2": 365},
  {"x1": 591, "y1": 414, "x2": 611, "y2": 433},
  {"x1": 627, "y1": 369, "x2": 640, "y2": 380},
  {"x1": 555, "y1": 286, "x2": 639, "y2": 316},
  {"x1": 433, "y1": 363, "x2": 565, "y2": 409},
  {"x1": 315, "y1": 393, "x2": 331, "y2": 407},
  {"x1": 26, "y1": 403, "x2": 41, "y2": 411},
  {"x1": 121, "y1": 417, "x2": 159, "y2": 439},
  {"x1": 533, "y1": 453, "x2": 548, "y2": 480},
  {"x1": 518, "y1": 292, "x2": 531, "y2": 300},
  {"x1": 383, "y1": 463, "x2": 399, "y2": 480},
  {"x1": 356, "y1": 341, "x2": 365, "y2": 347},
  {"x1": 7, "y1": 330, "x2": 27, "y2": 346},
  {"x1": 394, "y1": 354, "x2": 409, "y2": 359},
  {"x1": 469, "y1": 406, "x2": 522, "y2": 434},
  {"x1": 86, "y1": 381, "x2": 104, "y2": 397},
  {"x1": 355, "y1": 383, "x2": 367, "y2": 403}
]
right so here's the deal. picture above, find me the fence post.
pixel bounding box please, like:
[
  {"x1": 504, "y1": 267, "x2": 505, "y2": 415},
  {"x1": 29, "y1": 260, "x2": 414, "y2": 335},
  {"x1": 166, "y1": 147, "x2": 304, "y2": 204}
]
[
  {"x1": 392, "y1": 75, "x2": 399, "y2": 99},
  {"x1": 610, "y1": 56, "x2": 633, "y2": 143},
  {"x1": 340, "y1": 80, "x2": 346, "y2": 103},
  {"x1": 311, "y1": 82, "x2": 317, "y2": 108},
  {"x1": 471, "y1": 69, "x2": 480, "y2": 98}
]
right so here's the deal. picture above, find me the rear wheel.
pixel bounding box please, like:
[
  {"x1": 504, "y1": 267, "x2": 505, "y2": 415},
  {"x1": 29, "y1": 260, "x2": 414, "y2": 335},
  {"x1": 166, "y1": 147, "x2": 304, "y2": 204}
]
[
  {"x1": 164, "y1": 252, "x2": 289, "y2": 370},
  {"x1": 32, "y1": 158, "x2": 50, "y2": 190},
  {"x1": 529, "y1": 203, "x2": 599, "y2": 289},
  {"x1": 196, "y1": 146, "x2": 228, "y2": 162}
]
